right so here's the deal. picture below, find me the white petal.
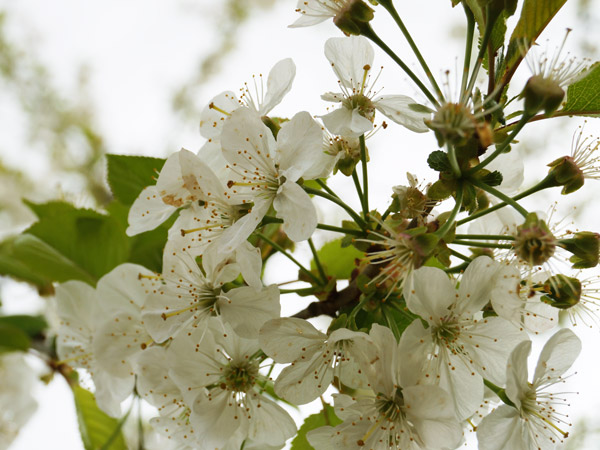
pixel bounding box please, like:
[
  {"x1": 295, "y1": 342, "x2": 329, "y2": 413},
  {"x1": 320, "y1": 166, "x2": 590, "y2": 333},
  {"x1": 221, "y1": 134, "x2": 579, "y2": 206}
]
[
  {"x1": 403, "y1": 385, "x2": 463, "y2": 449},
  {"x1": 490, "y1": 262, "x2": 524, "y2": 324},
  {"x1": 96, "y1": 263, "x2": 153, "y2": 314},
  {"x1": 274, "y1": 180, "x2": 317, "y2": 241},
  {"x1": 466, "y1": 317, "x2": 528, "y2": 386},
  {"x1": 199, "y1": 90, "x2": 239, "y2": 139},
  {"x1": 155, "y1": 151, "x2": 189, "y2": 206},
  {"x1": 477, "y1": 405, "x2": 528, "y2": 450},
  {"x1": 178, "y1": 148, "x2": 228, "y2": 202},
  {"x1": 325, "y1": 36, "x2": 374, "y2": 93},
  {"x1": 321, "y1": 91, "x2": 344, "y2": 102},
  {"x1": 374, "y1": 95, "x2": 430, "y2": 133},
  {"x1": 219, "y1": 284, "x2": 280, "y2": 339},
  {"x1": 533, "y1": 328, "x2": 581, "y2": 383},
  {"x1": 403, "y1": 266, "x2": 455, "y2": 323},
  {"x1": 92, "y1": 370, "x2": 134, "y2": 418},
  {"x1": 259, "y1": 58, "x2": 296, "y2": 116},
  {"x1": 191, "y1": 389, "x2": 247, "y2": 449},
  {"x1": 218, "y1": 196, "x2": 272, "y2": 254},
  {"x1": 457, "y1": 255, "x2": 499, "y2": 315},
  {"x1": 505, "y1": 339, "x2": 532, "y2": 409},
  {"x1": 247, "y1": 394, "x2": 296, "y2": 446},
  {"x1": 126, "y1": 186, "x2": 175, "y2": 236},
  {"x1": 220, "y1": 107, "x2": 277, "y2": 175},
  {"x1": 274, "y1": 350, "x2": 333, "y2": 404},
  {"x1": 321, "y1": 107, "x2": 373, "y2": 137},
  {"x1": 259, "y1": 317, "x2": 326, "y2": 363},
  {"x1": 276, "y1": 111, "x2": 324, "y2": 181}
]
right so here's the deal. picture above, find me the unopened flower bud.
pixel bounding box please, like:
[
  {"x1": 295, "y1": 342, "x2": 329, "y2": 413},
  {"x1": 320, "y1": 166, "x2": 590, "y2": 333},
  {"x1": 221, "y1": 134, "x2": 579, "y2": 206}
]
[
  {"x1": 541, "y1": 275, "x2": 581, "y2": 309},
  {"x1": 513, "y1": 213, "x2": 557, "y2": 266},
  {"x1": 547, "y1": 155, "x2": 585, "y2": 194},
  {"x1": 333, "y1": 0, "x2": 374, "y2": 35},
  {"x1": 558, "y1": 231, "x2": 600, "y2": 269},
  {"x1": 522, "y1": 74, "x2": 565, "y2": 116}
]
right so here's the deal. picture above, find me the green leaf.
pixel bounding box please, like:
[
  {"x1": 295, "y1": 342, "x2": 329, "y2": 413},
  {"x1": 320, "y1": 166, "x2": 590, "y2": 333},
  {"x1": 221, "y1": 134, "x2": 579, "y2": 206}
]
[
  {"x1": 0, "y1": 234, "x2": 97, "y2": 288},
  {"x1": 504, "y1": 0, "x2": 568, "y2": 74},
  {"x1": 106, "y1": 200, "x2": 171, "y2": 273},
  {"x1": 72, "y1": 385, "x2": 127, "y2": 450},
  {"x1": 310, "y1": 238, "x2": 364, "y2": 280},
  {"x1": 480, "y1": 170, "x2": 504, "y2": 187},
  {"x1": 291, "y1": 404, "x2": 342, "y2": 450},
  {"x1": 106, "y1": 154, "x2": 166, "y2": 205},
  {"x1": 427, "y1": 150, "x2": 452, "y2": 172},
  {"x1": 561, "y1": 62, "x2": 600, "y2": 116},
  {"x1": 0, "y1": 315, "x2": 47, "y2": 338},
  {"x1": 0, "y1": 323, "x2": 31, "y2": 353},
  {"x1": 25, "y1": 201, "x2": 130, "y2": 282}
]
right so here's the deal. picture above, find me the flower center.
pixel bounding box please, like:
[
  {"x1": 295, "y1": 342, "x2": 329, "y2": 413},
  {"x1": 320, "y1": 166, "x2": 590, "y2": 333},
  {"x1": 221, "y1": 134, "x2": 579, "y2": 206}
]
[
  {"x1": 344, "y1": 94, "x2": 376, "y2": 122},
  {"x1": 222, "y1": 361, "x2": 259, "y2": 393}
]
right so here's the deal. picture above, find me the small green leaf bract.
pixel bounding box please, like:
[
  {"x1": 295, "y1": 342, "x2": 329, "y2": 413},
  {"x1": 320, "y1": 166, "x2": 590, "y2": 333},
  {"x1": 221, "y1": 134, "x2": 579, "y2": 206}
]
[{"x1": 427, "y1": 150, "x2": 452, "y2": 172}]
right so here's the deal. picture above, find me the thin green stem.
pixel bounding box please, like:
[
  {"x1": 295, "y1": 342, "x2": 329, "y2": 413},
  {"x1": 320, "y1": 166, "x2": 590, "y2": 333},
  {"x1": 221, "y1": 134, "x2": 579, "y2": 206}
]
[
  {"x1": 467, "y1": 113, "x2": 531, "y2": 176},
  {"x1": 446, "y1": 262, "x2": 470, "y2": 273},
  {"x1": 464, "y1": 7, "x2": 496, "y2": 102},
  {"x1": 455, "y1": 234, "x2": 515, "y2": 240},
  {"x1": 461, "y1": 4, "x2": 475, "y2": 98},
  {"x1": 456, "y1": 173, "x2": 557, "y2": 226},
  {"x1": 255, "y1": 232, "x2": 322, "y2": 285},
  {"x1": 361, "y1": 25, "x2": 440, "y2": 108},
  {"x1": 359, "y1": 135, "x2": 369, "y2": 216},
  {"x1": 381, "y1": 2, "x2": 444, "y2": 101},
  {"x1": 261, "y1": 216, "x2": 365, "y2": 236},
  {"x1": 351, "y1": 169, "x2": 366, "y2": 216},
  {"x1": 304, "y1": 186, "x2": 368, "y2": 230},
  {"x1": 450, "y1": 248, "x2": 473, "y2": 262},
  {"x1": 447, "y1": 143, "x2": 462, "y2": 178},
  {"x1": 469, "y1": 178, "x2": 529, "y2": 218},
  {"x1": 280, "y1": 286, "x2": 321, "y2": 295},
  {"x1": 308, "y1": 238, "x2": 328, "y2": 285},
  {"x1": 484, "y1": 379, "x2": 516, "y2": 408},
  {"x1": 315, "y1": 178, "x2": 340, "y2": 199},
  {"x1": 452, "y1": 239, "x2": 513, "y2": 249},
  {"x1": 434, "y1": 184, "x2": 464, "y2": 238}
]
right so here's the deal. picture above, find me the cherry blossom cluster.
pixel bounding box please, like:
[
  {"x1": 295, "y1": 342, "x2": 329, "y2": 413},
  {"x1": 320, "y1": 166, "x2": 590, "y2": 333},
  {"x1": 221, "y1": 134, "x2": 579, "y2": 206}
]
[{"x1": 48, "y1": 1, "x2": 600, "y2": 449}]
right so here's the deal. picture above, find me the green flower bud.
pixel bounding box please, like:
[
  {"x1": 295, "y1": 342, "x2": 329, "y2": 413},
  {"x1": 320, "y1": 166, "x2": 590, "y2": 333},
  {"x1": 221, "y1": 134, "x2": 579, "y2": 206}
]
[
  {"x1": 547, "y1": 155, "x2": 585, "y2": 194},
  {"x1": 512, "y1": 213, "x2": 557, "y2": 266},
  {"x1": 522, "y1": 74, "x2": 565, "y2": 116},
  {"x1": 540, "y1": 275, "x2": 582, "y2": 310},
  {"x1": 333, "y1": 0, "x2": 374, "y2": 36},
  {"x1": 558, "y1": 231, "x2": 600, "y2": 269}
]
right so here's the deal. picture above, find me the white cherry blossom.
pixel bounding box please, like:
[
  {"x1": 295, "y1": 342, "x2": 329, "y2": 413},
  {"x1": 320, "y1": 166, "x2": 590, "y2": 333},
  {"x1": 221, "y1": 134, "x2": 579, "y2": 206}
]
[
  {"x1": 307, "y1": 324, "x2": 463, "y2": 450},
  {"x1": 321, "y1": 36, "x2": 430, "y2": 137},
  {"x1": 168, "y1": 319, "x2": 296, "y2": 449},
  {"x1": 142, "y1": 246, "x2": 279, "y2": 343},
  {"x1": 219, "y1": 107, "x2": 331, "y2": 248},
  {"x1": 477, "y1": 328, "x2": 581, "y2": 450},
  {"x1": 400, "y1": 256, "x2": 528, "y2": 419},
  {"x1": 259, "y1": 317, "x2": 367, "y2": 404}
]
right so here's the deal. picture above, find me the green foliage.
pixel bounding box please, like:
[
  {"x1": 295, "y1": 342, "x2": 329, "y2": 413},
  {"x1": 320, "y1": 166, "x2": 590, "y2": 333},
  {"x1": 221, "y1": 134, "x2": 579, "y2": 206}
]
[
  {"x1": 0, "y1": 322, "x2": 30, "y2": 353},
  {"x1": 0, "y1": 234, "x2": 97, "y2": 289},
  {"x1": 562, "y1": 62, "x2": 600, "y2": 116},
  {"x1": 0, "y1": 314, "x2": 47, "y2": 338},
  {"x1": 106, "y1": 154, "x2": 166, "y2": 205},
  {"x1": 72, "y1": 385, "x2": 127, "y2": 450},
  {"x1": 291, "y1": 403, "x2": 342, "y2": 450},
  {"x1": 310, "y1": 238, "x2": 364, "y2": 280},
  {"x1": 504, "y1": 0, "x2": 568, "y2": 73},
  {"x1": 25, "y1": 201, "x2": 130, "y2": 283}
]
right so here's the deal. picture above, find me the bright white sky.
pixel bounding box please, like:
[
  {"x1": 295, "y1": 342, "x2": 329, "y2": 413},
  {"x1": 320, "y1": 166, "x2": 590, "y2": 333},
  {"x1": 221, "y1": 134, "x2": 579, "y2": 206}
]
[{"x1": 2, "y1": 0, "x2": 600, "y2": 449}]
